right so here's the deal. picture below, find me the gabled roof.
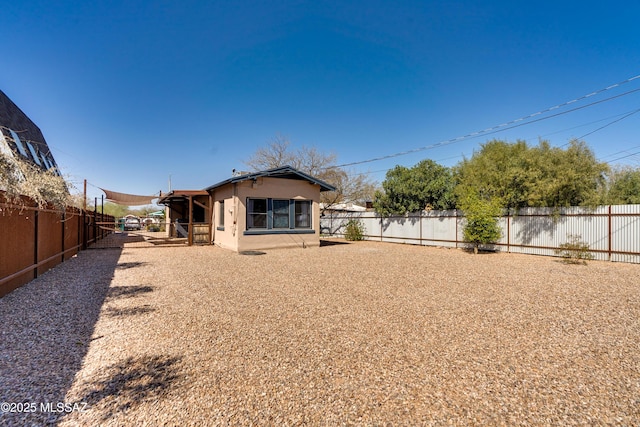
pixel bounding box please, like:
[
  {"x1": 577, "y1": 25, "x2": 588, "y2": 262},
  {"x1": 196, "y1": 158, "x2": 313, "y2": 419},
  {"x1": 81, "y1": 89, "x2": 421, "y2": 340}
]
[{"x1": 205, "y1": 165, "x2": 336, "y2": 192}]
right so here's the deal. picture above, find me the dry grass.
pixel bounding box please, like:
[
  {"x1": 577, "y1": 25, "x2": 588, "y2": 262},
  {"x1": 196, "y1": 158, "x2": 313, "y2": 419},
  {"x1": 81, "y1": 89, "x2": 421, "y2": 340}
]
[{"x1": 2, "y1": 240, "x2": 639, "y2": 425}]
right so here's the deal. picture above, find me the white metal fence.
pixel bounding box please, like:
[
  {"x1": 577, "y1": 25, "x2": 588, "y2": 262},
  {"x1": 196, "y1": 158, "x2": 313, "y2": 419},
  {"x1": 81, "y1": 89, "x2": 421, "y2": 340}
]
[{"x1": 320, "y1": 204, "x2": 640, "y2": 264}]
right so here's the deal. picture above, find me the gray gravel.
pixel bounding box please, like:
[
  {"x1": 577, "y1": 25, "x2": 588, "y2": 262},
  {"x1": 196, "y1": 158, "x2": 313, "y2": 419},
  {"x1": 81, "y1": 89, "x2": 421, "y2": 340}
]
[{"x1": 1, "y1": 241, "x2": 639, "y2": 425}]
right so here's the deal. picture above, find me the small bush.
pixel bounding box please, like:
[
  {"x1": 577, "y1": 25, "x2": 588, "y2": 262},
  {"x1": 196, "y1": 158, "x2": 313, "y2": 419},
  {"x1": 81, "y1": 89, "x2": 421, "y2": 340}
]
[
  {"x1": 555, "y1": 234, "x2": 594, "y2": 264},
  {"x1": 344, "y1": 219, "x2": 365, "y2": 241},
  {"x1": 459, "y1": 193, "x2": 502, "y2": 254}
]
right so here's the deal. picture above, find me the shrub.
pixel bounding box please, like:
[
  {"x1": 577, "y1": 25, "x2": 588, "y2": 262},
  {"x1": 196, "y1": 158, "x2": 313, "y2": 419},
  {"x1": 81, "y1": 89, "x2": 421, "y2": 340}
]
[
  {"x1": 344, "y1": 218, "x2": 365, "y2": 241},
  {"x1": 1, "y1": 152, "x2": 72, "y2": 212},
  {"x1": 555, "y1": 234, "x2": 594, "y2": 264},
  {"x1": 459, "y1": 193, "x2": 502, "y2": 254}
]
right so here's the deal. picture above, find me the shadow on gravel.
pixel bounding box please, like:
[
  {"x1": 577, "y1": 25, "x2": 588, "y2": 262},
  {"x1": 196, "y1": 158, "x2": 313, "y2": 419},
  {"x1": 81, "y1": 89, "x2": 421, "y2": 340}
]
[
  {"x1": 107, "y1": 285, "x2": 155, "y2": 299},
  {"x1": 0, "y1": 248, "x2": 123, "y2": 426},
  {"x1": 115, "y1": 261, "x2": 148, "y2": 270},
  {"x1": 320, "y1": 239, "x2": 350, "y2": 247},
  {"x1": 103, "y1": 305, "x2": 156, "y2": 317},
  {"x1": 75, "y1": 355, "x2": 183, "y2": 421}
]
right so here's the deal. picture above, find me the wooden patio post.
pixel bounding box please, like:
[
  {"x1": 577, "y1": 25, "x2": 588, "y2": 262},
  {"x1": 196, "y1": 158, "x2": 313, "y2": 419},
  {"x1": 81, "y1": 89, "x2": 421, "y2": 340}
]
[{"x1": 188, "y1": 195, "x2": 193, "y2": 246}]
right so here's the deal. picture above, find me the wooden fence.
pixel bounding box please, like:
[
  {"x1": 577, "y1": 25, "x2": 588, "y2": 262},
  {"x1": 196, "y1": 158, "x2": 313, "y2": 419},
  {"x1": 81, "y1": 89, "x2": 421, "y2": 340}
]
[
  {"x1": 0, "y1": 194, "x2": 115, "y2": 297},
  {"x1": 321, "y1": 204, "x2": 640, "y2": 264}
]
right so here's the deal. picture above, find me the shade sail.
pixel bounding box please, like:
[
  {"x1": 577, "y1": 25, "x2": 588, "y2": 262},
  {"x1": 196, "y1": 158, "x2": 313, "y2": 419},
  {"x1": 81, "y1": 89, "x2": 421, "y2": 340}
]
[{"x1": 100, "y1": 188, "x2": 158, "y2": 206}]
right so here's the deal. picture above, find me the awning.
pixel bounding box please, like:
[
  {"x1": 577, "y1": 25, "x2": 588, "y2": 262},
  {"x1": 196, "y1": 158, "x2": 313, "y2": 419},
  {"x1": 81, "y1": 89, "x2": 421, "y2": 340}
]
[{"x1": 100, "y1": 188, "x2": 158, "y2": 206}]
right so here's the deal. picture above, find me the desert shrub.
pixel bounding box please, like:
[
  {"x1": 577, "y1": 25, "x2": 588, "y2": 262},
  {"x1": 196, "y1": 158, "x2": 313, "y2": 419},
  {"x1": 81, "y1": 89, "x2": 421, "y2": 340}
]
[
  {"x1": 344, "y1": 218, "x2": 365, "y2": 241},
  {"x1": 459, "y1": 192, "x2": 502, "y2": 254},
  {"x1": 555, "y1": 234, "x2": 594, "y2": 264}
]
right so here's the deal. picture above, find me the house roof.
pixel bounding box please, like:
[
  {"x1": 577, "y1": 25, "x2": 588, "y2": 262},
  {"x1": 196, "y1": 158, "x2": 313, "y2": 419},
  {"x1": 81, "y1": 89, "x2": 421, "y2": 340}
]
[
  {"x1": 320, "y1": 202, "x2": 367, "y2": 212},
  {"x1": 157, "y1": 189, "x2": 209, "y2": 205},
  {"x1": 0, "y1": 90, "x2": 60, "y2": 174},
  {"x1": 205, "y1": 165, "x2": 337, "y2": 192}
]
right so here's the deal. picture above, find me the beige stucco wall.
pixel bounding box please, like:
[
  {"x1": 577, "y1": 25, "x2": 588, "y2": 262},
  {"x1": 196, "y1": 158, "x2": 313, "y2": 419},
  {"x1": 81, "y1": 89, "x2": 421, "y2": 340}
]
[
  {"x1": 211, "y1": 184, "x2": 237, "y2": 251},
  {"x1": 211, "y1": 177, "x2": 322, "y2": 252}
]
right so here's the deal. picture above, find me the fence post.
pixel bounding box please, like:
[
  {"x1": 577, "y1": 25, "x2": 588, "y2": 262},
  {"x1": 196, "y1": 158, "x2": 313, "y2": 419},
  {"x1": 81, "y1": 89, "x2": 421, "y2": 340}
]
[
  {"x1": 507, "y1": 209, "x2": 511, "y2": 253},
  {"x1": 93, "y1": 197, "x2": 97, "y2": 245},
  {"x1": 33, "y1": 207, "x2": 39, "y2": 279},
  {"x1": 453, "y1": 209, "x2": 458, "y2": 249},
  {"x1": 61, "y1": 210, "x2": 65, "y2": 262},
  {"x1": 82, "y1": 210, "x2": 87, "y2": 250},
  {"x1": 608, "y1": 205, "x2": 612, "y2": 261},
  {"x1": 101, "y1": 195, "x2": 104, "y2": 240},
  {"x1": 419, "y1": 210, "x2": 423, "y2": 245}
]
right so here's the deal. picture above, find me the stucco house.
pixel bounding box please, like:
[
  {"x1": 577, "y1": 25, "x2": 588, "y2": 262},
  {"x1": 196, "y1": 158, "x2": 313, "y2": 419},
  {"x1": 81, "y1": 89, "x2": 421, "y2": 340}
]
[
  {"x1": 208, "y1": 166, "x2": 335, "y2": 251},
  {"x1": 159, "y1": 166, "x2": 336, "y2": 251}
]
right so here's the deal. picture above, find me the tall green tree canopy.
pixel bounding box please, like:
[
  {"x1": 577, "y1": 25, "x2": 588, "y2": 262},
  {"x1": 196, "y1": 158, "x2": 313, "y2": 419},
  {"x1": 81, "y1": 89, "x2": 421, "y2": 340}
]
[
  {"x1": 606, "y1": 166, "x2": 640, "y2": 204},
  {"x1": 455, "y1": 139, "x2": 609, "y2": 209},
  {"x1": 373, "y1": 159, "x2": 456, "y2": 215}
]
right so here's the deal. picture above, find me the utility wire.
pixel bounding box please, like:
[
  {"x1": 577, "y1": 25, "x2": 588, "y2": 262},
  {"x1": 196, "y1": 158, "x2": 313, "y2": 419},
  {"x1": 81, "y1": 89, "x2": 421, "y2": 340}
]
[
  {"x1": 604, "y1": 150, "x2": 640, "y2": 164},
  {"x1": 342, "y1": 111, "x2": 640, "y2": 180},
  {"x1": 329, "y1": 74, "x2": 640, "y2": 169},
  {"x1": 576, "y1": 108, "x2": 640, "y2": 140}
]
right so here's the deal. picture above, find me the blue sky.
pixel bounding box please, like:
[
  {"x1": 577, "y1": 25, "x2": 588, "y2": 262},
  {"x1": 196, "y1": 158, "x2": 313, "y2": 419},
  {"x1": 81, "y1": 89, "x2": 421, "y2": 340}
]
[{"x1": 2, "y1": 0, "x2": 640, "y2": 204}]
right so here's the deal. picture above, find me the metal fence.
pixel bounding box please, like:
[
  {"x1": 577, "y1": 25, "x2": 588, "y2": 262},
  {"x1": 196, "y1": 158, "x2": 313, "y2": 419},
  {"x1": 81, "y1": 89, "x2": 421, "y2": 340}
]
[
  {"x1": 321, "y1": 204, "x2": 640, "y2": 264},
  {"x1": 0, "y1": 194, "x2": 115, "y2": 297}
]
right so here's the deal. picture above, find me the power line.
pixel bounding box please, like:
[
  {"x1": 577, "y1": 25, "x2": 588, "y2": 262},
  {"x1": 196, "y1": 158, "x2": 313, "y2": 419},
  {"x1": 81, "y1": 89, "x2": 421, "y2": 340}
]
[
  {"x1": 329, "y1": 74, "x2": 640, "y2": 169},
  {"x1": 341, "y1": 115, "x2": 640, "y2": 182},
  {"x1": 599, "y1": 145, "x2": 640, "y2": 161},
  {"x1": 604, "y1": 150, "x2": 640, "y2": 164},
  {"x1": 576, "y1": 108, "x2": 640, "y2": 140}
]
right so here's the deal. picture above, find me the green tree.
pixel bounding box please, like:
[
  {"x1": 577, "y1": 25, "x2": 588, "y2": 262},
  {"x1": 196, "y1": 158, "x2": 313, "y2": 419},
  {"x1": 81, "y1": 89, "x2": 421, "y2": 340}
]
[
  {"x1": 459, "y1": 191, "x2": 502, "y2": 254},
  {"x1": 455, "y1": 139, "x2": 609, "y2": 210},
  {"x1": 99, "y1": 202, "x2": 130, "y2": 218},
  {"x1": 605, "y1": 166, "x2": 640, "y2": 204},
  {"x1": 373, "y1": 159, "x2": 456, "y2": 215}
]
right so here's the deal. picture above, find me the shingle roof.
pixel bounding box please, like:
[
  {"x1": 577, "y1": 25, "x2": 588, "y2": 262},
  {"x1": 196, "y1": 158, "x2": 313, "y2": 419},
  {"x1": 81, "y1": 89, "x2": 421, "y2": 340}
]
[{"x1": 205, "y1": 165, "x2": 336, "y2": 192}]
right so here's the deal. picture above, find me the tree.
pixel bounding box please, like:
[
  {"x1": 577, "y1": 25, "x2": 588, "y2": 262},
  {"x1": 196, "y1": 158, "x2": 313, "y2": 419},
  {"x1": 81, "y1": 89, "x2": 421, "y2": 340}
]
[
  {"x1": 454, "y1": 139, "x2": 609, "y2": 210},
  {"x1": 244, "y1": 135, "x2": 376, "y2": 206},
  {"x1": 373, "y1": 159, "x2": 456, "y2": 215},
  {"x1": 605, "y1": 166, "x2": 640, "y2": 204},
  {"x1": 459, "y1": 190, "x2": 502, "y2": 254},
  {"x1": 99, "y1": 202, "x2": 130, "y2": 218}
]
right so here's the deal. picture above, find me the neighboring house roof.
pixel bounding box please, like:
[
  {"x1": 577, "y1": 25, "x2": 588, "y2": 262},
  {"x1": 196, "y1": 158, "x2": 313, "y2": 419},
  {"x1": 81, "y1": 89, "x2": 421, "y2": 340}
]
[
  {"x1": 0, "y1": 90, "x2": 60, "y2": 175},
  {"x1": 320, "y1": 202, "x2": 367, "y2": 212},
  {"x1": 205, "y1": 165, "x2": 337, "y2": 192}
]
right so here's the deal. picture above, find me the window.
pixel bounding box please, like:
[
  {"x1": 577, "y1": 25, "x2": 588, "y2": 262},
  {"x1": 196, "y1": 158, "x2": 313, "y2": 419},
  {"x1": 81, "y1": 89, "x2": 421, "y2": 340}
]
[
  {"x1": 295, "y1": 200, "x2": 311, "y2": 228},
  {"x1": 8, "y1": 130, "x2": 28, "y2": 157},
  {"x1": 26, "y1": 142, "x2": 41, "y2": 166},
  {"x1": 40, "y1": 153, "x2": 51, "y2": 169},
  {"x1": 245, "y1": 198, "x2": 313, "y2": 233},
  {"x1": 247, "y1": 198, "x2": 267, "y2": 229},
  {"x1": 273, "y1": 200, "x2": 290, "y2": 228},
  {"x1": 218, "y1": 200, "x2": 225, "y2": 229}
]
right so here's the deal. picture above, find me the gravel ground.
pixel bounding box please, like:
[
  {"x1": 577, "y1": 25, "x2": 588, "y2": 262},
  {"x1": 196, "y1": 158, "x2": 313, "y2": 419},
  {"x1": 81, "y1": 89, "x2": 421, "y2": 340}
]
[{"x1": 1, "y1": 240, "x2": 639, "y2": 426}]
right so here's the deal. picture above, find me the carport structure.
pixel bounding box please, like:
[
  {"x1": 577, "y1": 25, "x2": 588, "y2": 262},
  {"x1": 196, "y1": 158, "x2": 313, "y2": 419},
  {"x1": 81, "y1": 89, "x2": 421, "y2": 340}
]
[{"x1": 158, "y1": 190, "x2": 212, "y2": 246}]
